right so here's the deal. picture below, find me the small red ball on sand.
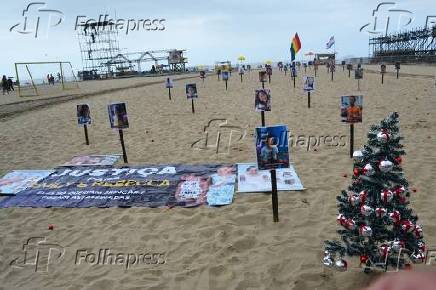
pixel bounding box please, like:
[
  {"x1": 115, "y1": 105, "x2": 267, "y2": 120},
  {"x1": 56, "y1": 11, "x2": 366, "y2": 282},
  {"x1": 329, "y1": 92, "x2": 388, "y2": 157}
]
[
  {"x1": 343, "y1": 173, "x2": 347, "y2": 178},
  {"x1": 48, "y1": 224, "x2": 54, "y2": 230}
]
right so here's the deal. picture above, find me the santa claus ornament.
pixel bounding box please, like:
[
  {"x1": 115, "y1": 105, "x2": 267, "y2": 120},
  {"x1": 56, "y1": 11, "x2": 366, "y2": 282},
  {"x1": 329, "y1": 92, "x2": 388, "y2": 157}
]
[
  {"x1": 381, "y1": 189, "x2": 394, "y2": 203},
  {"x1": 359, "y1": 225, "x2": 372, "y2": 237},
  {"x1": 377, "y1": 130, "x2": 390, "y2": 143},
  {"x1": 363, "y1": 164, "x2": 375, "y2": 176}
]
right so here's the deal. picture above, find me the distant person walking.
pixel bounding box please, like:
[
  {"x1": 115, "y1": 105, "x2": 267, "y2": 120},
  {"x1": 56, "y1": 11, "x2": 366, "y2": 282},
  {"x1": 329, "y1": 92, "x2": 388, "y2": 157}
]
[
  {"x1": 7, "y1": 78, "x2": 14, "y2": 91},
  {"x1": 2, "y1": 75, "x2": 9, "y2": 95}
]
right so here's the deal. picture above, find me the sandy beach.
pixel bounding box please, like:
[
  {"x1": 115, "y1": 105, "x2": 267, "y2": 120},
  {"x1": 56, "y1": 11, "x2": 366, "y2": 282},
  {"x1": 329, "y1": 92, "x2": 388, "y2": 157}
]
[{"x1": 0, "y1": 65, "x2": 435, "y2": 289}]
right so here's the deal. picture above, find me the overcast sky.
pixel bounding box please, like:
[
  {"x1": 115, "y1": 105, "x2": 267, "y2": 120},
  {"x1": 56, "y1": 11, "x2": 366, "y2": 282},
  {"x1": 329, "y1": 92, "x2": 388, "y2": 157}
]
[{"x1": 1, "y1": 0, "x2": 435, "y2": 76}]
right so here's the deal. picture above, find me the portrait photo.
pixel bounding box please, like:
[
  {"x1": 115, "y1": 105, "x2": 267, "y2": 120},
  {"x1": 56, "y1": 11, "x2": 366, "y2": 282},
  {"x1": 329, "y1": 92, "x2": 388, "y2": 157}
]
[
  {"x1": 341, "y1": 95, "x2": 363, "y2": 123},
  {"x1": 255, "y1": 125, "x2": 290, "y2": 170},
  {"x1": 200, "y1": 71, "x2": 206, "y2": 78},
  {"x1": 255, "y1": 89, "x2": 271, "y2": 112},
  {"x1": 77, "y1": 104, "x2": 91, "y2": 125},
  {"x1": 303, "y1": 76, "x2": 315, "y2": 91},
  {"x1": 186, "y1": 83, "x2": 198, "y2": 99},
  {"x1": 355, "y1": 68, "x2": 364, "y2": 79},
  {"x1": 381, "y1": 64, "x2": 387, "y2": 73},
  {"x1": 259, "y1": 71, "x2": 267, "y2": 82},
  {"x1": 108, "y1": 102, "x2": 129, "y2": 129}
]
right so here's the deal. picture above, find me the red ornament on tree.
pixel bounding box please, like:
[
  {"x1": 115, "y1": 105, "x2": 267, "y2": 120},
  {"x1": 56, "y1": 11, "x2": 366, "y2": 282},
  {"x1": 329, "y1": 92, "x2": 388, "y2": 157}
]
[
  {"x1": 375, "y1": 207, "x2": 387, "y2": 217},
  {"x1": 360, "y1": 255, "x2": 369, "y2": 264},
  {"x1": 389, "y1": 211, "x2": 401, "y2": 224},
  {"x1": 353, "y1": 168, "x2": 360, "y2": 176},
  {"x1": 401, "y1": 220, "x2": 415, "y2": 232},
  {"x1": 395, "y1": 156, "x2": 402, "y2": 164}
]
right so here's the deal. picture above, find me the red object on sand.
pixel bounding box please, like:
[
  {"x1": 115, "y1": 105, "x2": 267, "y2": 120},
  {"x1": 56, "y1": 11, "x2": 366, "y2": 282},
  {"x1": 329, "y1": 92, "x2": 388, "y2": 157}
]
[{"x1": 48, "y1": 224, "x2": 54, "y2": 230}]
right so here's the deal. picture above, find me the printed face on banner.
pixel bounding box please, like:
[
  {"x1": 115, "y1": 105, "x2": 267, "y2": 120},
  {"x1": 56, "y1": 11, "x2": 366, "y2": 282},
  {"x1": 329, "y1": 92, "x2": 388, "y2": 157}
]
[
  {"x1": 381, "y1": 64, "x2": 387, "y2": 73},
  {"x1": 355, "y1": 68, "x2": 364, "y2": 79},
  {"x1": 395, "y1": 62, "x2": 401, "y2": 70},
  {"x1": 108, "y1": 103, "x2": 129, "y2": 129},
  {"x1": 303, "y1": 76, "x2": 315, "y2": 91},
  {"x1": 186, "y1": 83, "x2": 198, "y2": 99},
  {"x1": 255, "y1": 89, "x2": 271, "y2": 112},
  {"x1": 347, "y1": 64, "x2": 353, "y2": 70},
  {"x1": 221, "y1": 71, "x2": 229, "y2": 81},
  {"x1": 0, "y1": 170, "x2": 53, "y2": 195},
  {"x1": 255, "y1": 125, "x2": 290, "y2": 170},
  {"x1": 165, "y1": 77, "x2": 173, "y2": 88},
  {"x1": 259, "y1": 71, "x2": 267, "y2": 82},
  {"x1": 77, "y1": 104, "x2": 91, "y2": 125},
  {"x1": 200, "y1": 71, "x2": 206, "y2": 78},
  {"x1": 341, "y1": 95, "x2": 363, "y2": 123}
]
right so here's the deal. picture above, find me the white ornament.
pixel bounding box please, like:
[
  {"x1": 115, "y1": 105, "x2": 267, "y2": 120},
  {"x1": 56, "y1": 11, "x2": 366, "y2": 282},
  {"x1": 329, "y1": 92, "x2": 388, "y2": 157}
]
[
  {"x1": 363, "y1": 164, "x2": 374, "y2": 176},
  {"x1": 379, "y1": 160, "x2": 394, "y2": 173},
  {"x1": 360, "y1": 205, "x2": 374, "y2": 216},
  {"x1": 353, "y1": 150, "x2": 363, "y2": 161}
]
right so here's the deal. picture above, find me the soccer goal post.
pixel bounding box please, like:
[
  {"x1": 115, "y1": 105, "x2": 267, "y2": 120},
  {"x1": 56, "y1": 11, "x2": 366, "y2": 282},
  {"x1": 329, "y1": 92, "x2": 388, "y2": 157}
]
[{"x1": 14, "y1": 61, "x2": 79, "y2": 97}]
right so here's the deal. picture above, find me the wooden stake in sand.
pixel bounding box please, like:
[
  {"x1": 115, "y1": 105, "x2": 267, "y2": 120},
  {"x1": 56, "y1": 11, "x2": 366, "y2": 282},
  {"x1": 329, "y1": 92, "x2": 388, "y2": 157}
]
[
  {"x1": 118, "y1": 129, "x2": 128, "y2": 163},
  {"x1": 307, "y1": 91, "x2": 311, "y2": 108},
  {"x1": 270, "y1": 169, "x2": 279, "y2": 222},
  {"x1": 168, "y1": 87, "x2": 172, "y2": 100},
  {"x1": 84, "y1": 124, "x2": 90, "y2": 145},
  {"x1": 191, "y1": 99, "x2": 195, "y2": 114}
]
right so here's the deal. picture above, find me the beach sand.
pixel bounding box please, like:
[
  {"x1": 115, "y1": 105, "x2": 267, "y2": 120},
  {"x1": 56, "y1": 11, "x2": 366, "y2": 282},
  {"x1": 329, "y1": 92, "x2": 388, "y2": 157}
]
[{"x1": 0, "y1": 65, "x2": 435, "y2": 289}]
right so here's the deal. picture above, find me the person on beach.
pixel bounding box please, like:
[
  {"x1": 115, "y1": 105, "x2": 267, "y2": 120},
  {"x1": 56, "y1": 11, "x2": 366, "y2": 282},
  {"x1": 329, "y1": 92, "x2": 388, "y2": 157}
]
[
  {"x1": 2, "y1": 75, "x2": 9, "y2": 95},
  {"x1": 7, "y1": 78, "x2": 14, "y2": 91}
]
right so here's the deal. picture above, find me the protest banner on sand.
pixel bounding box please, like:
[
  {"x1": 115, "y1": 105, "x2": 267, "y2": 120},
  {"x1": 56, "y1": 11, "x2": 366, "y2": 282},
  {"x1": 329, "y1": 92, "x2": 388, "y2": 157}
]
[{"x1": 0, "y1": 165, "x2": 236, "y2": 208}]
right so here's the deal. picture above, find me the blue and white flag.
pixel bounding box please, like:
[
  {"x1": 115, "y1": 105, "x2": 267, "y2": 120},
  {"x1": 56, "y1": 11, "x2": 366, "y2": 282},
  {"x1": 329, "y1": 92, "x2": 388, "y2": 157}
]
[{"x1": 326, "y1": 36, "x2": 335, "y2": 49}]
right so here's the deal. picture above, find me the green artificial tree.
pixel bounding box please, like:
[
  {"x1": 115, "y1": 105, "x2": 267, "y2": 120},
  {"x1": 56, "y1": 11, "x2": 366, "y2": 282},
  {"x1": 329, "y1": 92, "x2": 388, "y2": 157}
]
[{"x1": 323, "y1": 112, "x2": 425, "y2": 272}]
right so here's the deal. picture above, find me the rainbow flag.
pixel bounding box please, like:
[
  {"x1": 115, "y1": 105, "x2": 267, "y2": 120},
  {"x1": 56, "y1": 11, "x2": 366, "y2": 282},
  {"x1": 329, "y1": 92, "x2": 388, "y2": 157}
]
[{"x1": 290, "y1": 33, "x2": 301, "y2": 61}]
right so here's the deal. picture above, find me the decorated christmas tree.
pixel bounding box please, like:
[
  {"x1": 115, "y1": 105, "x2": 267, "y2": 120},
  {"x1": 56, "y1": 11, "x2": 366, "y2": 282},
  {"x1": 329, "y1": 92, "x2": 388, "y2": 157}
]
[{"x1": 323, "y1": 112, "x2": 425, "y2": 272}]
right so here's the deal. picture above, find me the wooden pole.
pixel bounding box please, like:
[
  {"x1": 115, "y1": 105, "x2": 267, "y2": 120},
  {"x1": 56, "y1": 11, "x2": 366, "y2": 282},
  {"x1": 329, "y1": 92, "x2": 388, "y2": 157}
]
[
  {"x1": 314, "y1": 68, "x2": 317, "y2": 77},
  {"x1": 118, "y1": 129, "x2": 128, "y2": 163},
  {"x1": 15, "y1": 63, "x2": 21, "y2": 97},
  {"x1": 270, "y1": 169, "x2": 279, "y2": 222},
  {"x1": 381, "y1": 73, "x2": 384, "y2": 84},
  {"x1": 225, "y1": 80, "x2": 228, "y2": 90},
  {"x1": 191, "y1": 99, "x2": 195, "y2": 114},
  {"x1": 84, "y1": 124, "x2": 89, "y2": 145},
  {"x1": 293, "y1": 76, "x2": 296, "y2": 88},
  {"x1": 348, "y1": 69, "x2": 351, "y2": 78},
  {"x1": 358, "y1": 79, "x2": 360, "y2": 91},
  {"x1": 240, "y1": 74, "x2": 243, "y2": 83},
  {"x1": 331, "y1": 70, "x2": 334, "y2": 81},
  {"x1": 59, "y1": 62, "x2": 65, "y2": 90},
  {"x1": 168, "y1": 88, "x2": 172, "y2": 100},
  {"x1": 268, "y1": 75, "x2": 271, "y2": 84},
  {"x1": 308, "y1": 91, "x2": 311, "y2": 108},
  {"x1": 396, "y1": 69, "x2": 399, "y2": 79},
  {"x1": 261, "y1": 111, "x2": 265, "y2": 127},
  {"x1": 349, "y1": 123, "x2": 354, "y2": 159},
  {"x1": 262, "y1": 81, "x2": 265, "y2": 89}
]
